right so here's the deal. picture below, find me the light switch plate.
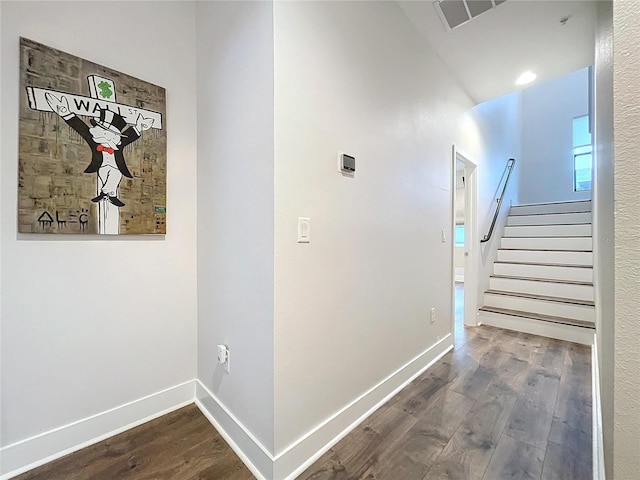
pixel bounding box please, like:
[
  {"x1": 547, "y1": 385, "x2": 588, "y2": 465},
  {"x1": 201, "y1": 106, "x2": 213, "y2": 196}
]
[{"x1": 298, "y1": 217, "x2": 310, "y2": 243}]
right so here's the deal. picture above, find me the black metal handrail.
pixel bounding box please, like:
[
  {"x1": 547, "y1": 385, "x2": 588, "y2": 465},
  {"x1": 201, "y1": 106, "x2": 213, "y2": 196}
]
[{"x1": 481, "y1": 158, "x2": 516, "y2": 243}]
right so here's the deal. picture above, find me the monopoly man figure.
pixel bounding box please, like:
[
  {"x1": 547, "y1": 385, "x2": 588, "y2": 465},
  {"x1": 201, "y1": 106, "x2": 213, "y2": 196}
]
[{"x1": 45, "y1": 92, "x2": 153, "y2": 207}]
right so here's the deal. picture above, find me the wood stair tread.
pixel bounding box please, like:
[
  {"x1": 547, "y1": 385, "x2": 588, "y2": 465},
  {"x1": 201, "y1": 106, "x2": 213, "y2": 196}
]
[
  {"x1": 494, "y1": 261, "x2": 593, "y2": 269},
  {"x1": 479, "y1": 306, "x2": 595, "y2": 329},
  {"x1": 490, "y1": 274, "x2": 593, "y2": 286},
  {"x1": 508, "y1": 211, "x2": 592, "y2": 217},
  {"x1": 511, "y1": 200, "x2": 591, "y2": 207},
  {"x1": 498, "y1": 248, "x2": 593, "y2": 252},
  {"x1": 485, "y1": 289, "x2": 595, "y2": 307},
  {"x1": 502, "y1": 236, "x2": 593, "y2": 239},
  {"x1": 505, "y1": 222, "x2": 592, "y2": 227}
]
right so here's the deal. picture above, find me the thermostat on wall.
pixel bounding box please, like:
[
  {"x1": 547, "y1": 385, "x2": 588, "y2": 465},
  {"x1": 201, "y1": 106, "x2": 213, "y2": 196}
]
[{"x1": 339, "y1": 153, "x2": 356, "y2": 174}]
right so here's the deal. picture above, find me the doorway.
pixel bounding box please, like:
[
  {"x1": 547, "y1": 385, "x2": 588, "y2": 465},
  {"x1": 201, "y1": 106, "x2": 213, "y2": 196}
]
[{"x1": 451, "y1": 146, "x2": 478, "y2": 339}]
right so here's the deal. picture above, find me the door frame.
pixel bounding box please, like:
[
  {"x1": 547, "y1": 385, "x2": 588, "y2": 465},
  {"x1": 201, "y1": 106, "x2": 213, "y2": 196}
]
[{"x1": 451, "y1": 145, "x2": 479, "y2": 335}]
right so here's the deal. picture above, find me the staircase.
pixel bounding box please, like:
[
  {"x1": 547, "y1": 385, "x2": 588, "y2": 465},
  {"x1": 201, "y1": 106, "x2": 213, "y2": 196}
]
[{"x1": 478, "y1": 199, "x2": 595, "y2": 345}]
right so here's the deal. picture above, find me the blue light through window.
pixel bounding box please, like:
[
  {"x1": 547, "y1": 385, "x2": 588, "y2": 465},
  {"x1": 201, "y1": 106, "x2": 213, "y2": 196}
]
[
  {"x1": 573, "y1": 115, "x2": 592, "y2": 191},
  {"x1": 455, "y1": 225, "x2": 464, "y2": 246}
]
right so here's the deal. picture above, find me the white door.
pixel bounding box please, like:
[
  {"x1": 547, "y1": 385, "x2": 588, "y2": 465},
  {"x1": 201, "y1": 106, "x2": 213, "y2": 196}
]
[{"x1": 451, "y1": 146, "x2": 479, "y2": 334}]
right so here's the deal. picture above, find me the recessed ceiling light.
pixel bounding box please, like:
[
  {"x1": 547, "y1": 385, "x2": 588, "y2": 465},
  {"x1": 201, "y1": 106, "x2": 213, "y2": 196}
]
[{"x1": 516, "y1": 71, "x2": 537, "y2": 86}]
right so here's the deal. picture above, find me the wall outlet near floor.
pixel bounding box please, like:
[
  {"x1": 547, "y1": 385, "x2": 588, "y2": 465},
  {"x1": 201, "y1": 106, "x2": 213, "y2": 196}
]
[
  {"x1": 430, "y1": 307, "x2": 436, "y2": 324},
  {"x1": 217, "y1": 344, "x2": 230, "y2": 373}
]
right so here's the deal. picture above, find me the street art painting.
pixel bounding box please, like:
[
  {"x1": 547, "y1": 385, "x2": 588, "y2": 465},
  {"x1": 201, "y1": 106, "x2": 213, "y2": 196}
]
[{"x1": 18, "y1": 38, "x2": 167, "y2": 235}]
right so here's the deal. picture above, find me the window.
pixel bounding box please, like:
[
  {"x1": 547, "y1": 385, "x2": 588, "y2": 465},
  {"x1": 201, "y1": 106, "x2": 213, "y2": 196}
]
[
  {"x1": 455, "y1": 225, "x2": 465, "y2": 246},
  {"x1": 573, "y1": 115, "x2": 592, "y2": 191}
]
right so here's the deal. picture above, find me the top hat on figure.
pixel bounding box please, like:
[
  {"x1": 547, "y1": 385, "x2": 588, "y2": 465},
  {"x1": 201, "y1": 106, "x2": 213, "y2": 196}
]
[{"x1": 90, "y1": 109, "x2": 128, "y2": 137}]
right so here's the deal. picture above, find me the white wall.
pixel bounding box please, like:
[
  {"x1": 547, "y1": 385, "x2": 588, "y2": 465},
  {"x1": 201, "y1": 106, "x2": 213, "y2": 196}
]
[
  {"x1": 612, "y1": 1, "x2": 640, "y2": 477},
  {"x1": 0, "y1": 1, "x2": 198, "y2": 475},
  {"x1": 272, "y1": 0, "x2": 474, "y2": 465},
  {"x1": 195, "y1": 0, "x2": 275, "y2": 464},
  {"x1": 0, "y1": 3, "x2": 4, "y2": 460},
  {"x1": 457, "y1": 92, "x2": 522, "y2": 309},
  {"x1": 519, "y1": 67, "x2": 591, "y2": 204},
  {"x1": 593, "y1": 2, "x2": 614, "y2": 478},
  {"x1": 596, "y1": 3, "x2": 640, "y2": 477}
]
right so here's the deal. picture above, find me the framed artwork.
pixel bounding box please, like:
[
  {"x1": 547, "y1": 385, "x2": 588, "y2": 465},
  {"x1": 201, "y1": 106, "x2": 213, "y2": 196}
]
[{"x1": 18, "y1": 37, "x2": 167, "y2": 235}]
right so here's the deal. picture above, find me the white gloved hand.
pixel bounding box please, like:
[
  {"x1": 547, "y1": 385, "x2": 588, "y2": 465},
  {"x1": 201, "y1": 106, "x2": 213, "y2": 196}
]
[
  {"x1": 45, "y1": 92, "x2": 71, "y2": 116},
  {"x1": 135, "y1": 113, "x2": 154, "y2": 132}
]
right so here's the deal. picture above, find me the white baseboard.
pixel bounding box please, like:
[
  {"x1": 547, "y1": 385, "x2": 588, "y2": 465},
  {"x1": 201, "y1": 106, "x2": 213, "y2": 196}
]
[
  {"x1": 275, "y1": 334, "x2": 453, "y2": 479},
  {"x1": 195, "y1": 381, "x2": 272, "y2": 480},
  {"x1": 478, "y1": 311, "x2": 595, "y2": 345},
  {"x1": 0, "y1": 380, "x2": 196, "y2": 480},
  {"x1": 195, "y1": 335, "x2": 453, "y2": 480},
  {"x1": 3, "y1": 336, "x2": 455, "y2": 480},
  {"x1": 592, "y1": 337, "x2": 605, "y2": 480}
]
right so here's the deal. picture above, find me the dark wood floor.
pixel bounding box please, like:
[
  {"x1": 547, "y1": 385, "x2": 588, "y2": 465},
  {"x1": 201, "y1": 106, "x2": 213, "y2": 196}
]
[
  {"x1": 13, "y1": 405, "x2": 254, "y2": 480},
  {"x1": 300, "y1": 284, "x2": 592, "y2": 480},
  {"x1": 15, "y1": 284, "x2": 591, "y2": 480}
]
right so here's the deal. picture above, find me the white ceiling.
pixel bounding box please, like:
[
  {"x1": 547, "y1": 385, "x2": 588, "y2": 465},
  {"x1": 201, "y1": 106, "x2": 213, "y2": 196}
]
[{"x1": 398, "y1": 0, "x2": 596, "y2": 104}]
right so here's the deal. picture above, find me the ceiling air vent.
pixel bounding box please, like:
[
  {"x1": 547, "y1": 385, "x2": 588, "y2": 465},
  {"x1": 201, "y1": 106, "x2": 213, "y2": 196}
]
[{"x1": 435, "y1": 0, "x2": 507, "y2": 31}]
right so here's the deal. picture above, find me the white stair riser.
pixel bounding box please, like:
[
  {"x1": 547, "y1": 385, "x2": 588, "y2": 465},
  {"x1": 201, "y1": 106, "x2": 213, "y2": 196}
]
[
  {"x1": 490, "y1": 277, "x2": 594, "y2": 301},
  {"x1": 510, "y1": 201, "x2": 591, "y2": 216},
  {"x1": 483, "y1": 293, "x2": 595, "y2": 323},
  {"x1": 493, "y1": 263, "x2": 593, "y2": 283},
  {"x1": 501, "y1": 237, "x2": 592, "y2": 251},
  {"x1": 497, "y1": 249, "x2": 593, "y2": 266},
  {"x1": 507, "y1": 212, "x2": 591, "y2": 226},
  {"x1": 477, "y1": 311, "x2": 594, "y2": 345},
  {"x1": 504, "y1": 224, "x2": 592, "y2": 238}
]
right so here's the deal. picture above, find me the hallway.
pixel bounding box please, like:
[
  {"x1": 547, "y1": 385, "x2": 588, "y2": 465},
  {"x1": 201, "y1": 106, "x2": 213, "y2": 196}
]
[
  {"x1": 14, "y1": 285, "x2": 592, "y2": 480},
  {"x1": 300, "y1": 284, "x2": 592, "y2": 479}
]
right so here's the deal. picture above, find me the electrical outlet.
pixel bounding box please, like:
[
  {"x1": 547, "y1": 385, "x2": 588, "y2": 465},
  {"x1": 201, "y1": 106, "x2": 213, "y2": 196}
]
[
  {"x1": 430, "y1": 307, "x2": 436, "y2": 324},
  {"x1": 217, "y1": 345, "x2": 230, "y2": 373}
]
